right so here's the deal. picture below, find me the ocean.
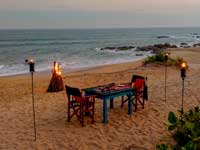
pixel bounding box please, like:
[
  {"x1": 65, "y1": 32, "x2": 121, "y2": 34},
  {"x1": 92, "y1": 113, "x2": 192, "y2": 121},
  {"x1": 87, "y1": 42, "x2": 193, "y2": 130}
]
[{"x1": 0, "y1": 28, "x2": 200, "y2": 77}]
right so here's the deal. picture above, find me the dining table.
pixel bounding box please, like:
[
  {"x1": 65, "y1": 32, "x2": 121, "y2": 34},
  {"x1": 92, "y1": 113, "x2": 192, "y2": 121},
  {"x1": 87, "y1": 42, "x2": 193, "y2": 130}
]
[{"x1": 83, "y1": 83, "x2": 134, "y2": 124}]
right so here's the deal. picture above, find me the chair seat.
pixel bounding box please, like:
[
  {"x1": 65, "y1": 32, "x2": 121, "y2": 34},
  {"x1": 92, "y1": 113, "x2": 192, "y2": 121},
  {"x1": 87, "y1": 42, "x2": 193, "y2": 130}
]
[{"x1": 66, "y1": 85, "x2": 95, "y2": 126}]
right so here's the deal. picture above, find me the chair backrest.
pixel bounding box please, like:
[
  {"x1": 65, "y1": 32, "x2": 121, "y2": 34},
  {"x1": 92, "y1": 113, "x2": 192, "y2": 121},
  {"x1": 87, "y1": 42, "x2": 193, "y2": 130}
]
[
  {"x1": 134, "y1": 79, "x2": 145, "y2": 90},
  {"x1": 65, "y1": 85, "x2": 82, "y2": 100},
  {"x1": 131, "y1": 75, "x2": 145, "y2": 83}
]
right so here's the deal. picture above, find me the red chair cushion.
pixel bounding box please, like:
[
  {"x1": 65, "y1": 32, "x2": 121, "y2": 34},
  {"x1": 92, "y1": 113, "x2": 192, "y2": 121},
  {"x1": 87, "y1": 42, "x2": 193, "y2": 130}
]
[
  {"x1": 73, "y1": 95, "x2": 85, "y2": 103},
  {"x1": 134, "y1": 79, "x2": 144, "y2": 90}
]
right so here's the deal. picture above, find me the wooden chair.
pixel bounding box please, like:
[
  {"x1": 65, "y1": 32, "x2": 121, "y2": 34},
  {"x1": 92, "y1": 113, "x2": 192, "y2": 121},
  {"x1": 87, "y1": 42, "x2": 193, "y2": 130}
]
[
  {"x1": 65, "y1": 85, "x2": 95, "y2": 126},
  {"x1": 121, "y1": 75, "x2": 148, "y2": 111},
  {"x1": 132, "y1": 79, "x2": 145, "y2": 112}
]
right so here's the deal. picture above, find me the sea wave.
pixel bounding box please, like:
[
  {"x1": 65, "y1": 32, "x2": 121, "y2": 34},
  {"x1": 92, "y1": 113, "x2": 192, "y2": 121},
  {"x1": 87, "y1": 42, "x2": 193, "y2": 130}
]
[
  {"x1": 0, "y1": 54, "x2": 148, "y2": 77},
  {"x1": 0, "y1": 40, "x2": 99, "y2": 48},
  {"x1": 0, "y1": 63, "x2": 52, "y2": 77},
  {"x1": 0, "y1": 65, "x2": 4, "y2": 69},
  {"x1": 0, "y1": 38, "x2": 76, "y2": 42},
  {"x1": 95, "y1": 47, "x2": 136, "y2": 54}
]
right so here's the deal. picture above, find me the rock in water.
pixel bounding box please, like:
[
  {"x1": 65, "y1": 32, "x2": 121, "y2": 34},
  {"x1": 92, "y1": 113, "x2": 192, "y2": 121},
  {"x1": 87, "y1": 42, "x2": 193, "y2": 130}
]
[
  {"x1": 193, "y1": 43, "x2": 200, "y2": 47},
  {"x1": 101, "y1": 46, "x2": 135, "y2": 51},
  {"x1": 157, "y1": 36, "x2": 170, "y2": 39},
  {"x1": 180, "y1": 43, "x2": 188, "y2": 46}
]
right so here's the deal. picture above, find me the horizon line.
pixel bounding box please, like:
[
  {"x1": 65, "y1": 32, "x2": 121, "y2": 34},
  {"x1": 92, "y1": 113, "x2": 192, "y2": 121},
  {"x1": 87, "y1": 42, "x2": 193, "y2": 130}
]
[{"x1": 0, "y1": 26, "x2": 200, "y2": 30}]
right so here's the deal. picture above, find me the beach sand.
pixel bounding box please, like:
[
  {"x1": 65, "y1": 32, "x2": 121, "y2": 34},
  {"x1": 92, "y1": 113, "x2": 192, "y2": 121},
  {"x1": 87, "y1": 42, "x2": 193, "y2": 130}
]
[{"x1": 0, "y1": 48, "x2": 200, "y2": 150}]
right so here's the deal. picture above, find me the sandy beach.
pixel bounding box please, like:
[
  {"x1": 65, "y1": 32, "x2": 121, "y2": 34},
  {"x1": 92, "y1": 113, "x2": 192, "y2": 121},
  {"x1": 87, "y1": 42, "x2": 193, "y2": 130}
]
[{"x1": 0, "y1": 48, "x2": 200, "y2": 150}]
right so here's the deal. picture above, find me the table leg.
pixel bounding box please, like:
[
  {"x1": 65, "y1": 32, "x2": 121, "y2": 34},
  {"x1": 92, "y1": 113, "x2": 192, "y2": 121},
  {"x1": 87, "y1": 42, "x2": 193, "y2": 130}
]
[
  {"x1": 103, "y1": 97, "x2": 108, "y2": 124},
  {"x1": 128, "y1": 94, "x2": 132, "y2": 114},
  {"x1": 110, "y1": 98, "x2": 114, "y2": 109}
]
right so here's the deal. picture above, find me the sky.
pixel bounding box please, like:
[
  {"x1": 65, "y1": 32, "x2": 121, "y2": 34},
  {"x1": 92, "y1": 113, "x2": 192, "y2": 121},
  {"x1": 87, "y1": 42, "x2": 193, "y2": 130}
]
[{"x1": 0, "y1": 0, "x2": 200, "y2": 29}]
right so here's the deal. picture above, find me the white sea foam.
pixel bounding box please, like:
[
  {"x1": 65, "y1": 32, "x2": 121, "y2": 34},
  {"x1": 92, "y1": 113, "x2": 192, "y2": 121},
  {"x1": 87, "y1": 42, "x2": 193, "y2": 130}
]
[{"x1": 0, "y1": 65, "x2": 4, "y2": 69}]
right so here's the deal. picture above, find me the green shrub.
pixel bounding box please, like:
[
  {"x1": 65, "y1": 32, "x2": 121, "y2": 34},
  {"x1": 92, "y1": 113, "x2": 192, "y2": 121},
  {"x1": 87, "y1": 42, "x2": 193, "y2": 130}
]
[
  {"x1": 155, "y1": 53, "x2": 166, "y2": 62},
  {"x1": 143, "y1": 53, "x2": 165, "y2": 65},
  {"x1": 143, "y1": 53, "x2": 183, "y2": 68},
  {"x1": 156, "y1": 144, "x2": 172, "y2": 150},
  {"x1": 144, "y1": 56, "x2": 156, "y2": 64},
  {"x1": 157, "y1": 107, "x2": 200, "y2": 150}
]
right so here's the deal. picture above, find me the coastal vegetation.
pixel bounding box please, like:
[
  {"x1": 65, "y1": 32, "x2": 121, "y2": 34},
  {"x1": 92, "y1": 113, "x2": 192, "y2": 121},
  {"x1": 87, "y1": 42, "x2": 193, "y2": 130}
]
[
  {"x1": 157, "y1": 107, "x2": 200, "y2": 150},
  {"x1": 143, "y1": 52, "x2": 183, "y2": 67}
]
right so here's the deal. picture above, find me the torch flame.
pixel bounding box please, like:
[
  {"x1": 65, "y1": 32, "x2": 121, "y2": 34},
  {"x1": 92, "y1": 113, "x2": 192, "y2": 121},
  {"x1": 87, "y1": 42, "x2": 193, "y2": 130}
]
[
  {"x1": 58, "y1": 71, "x2": 62, "y2": 76},
  {"x1": 53, "y1": 62, "x2": 62, "y2": 76},
  {"x1": 181, "y1": 62, "x2": 187, "y2": 68},
  {"x1": 165, "y1": 52, "x2": 170, "y2": 56},
  {"x1": 29, "y1": 59, "x2": 34, "y2": 64}
]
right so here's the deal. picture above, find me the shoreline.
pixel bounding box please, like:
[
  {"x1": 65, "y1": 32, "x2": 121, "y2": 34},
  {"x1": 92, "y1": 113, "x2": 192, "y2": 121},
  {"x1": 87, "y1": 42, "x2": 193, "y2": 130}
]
[
  {"x1": 0, "y1": 58, "x2": 145, "y2": 79},
  {"x1": 1, "y1": 46, "x2": 199, "y2": 79},
  {"x1": 1, "y1": 46, "x2": 199, "y2": 78}
]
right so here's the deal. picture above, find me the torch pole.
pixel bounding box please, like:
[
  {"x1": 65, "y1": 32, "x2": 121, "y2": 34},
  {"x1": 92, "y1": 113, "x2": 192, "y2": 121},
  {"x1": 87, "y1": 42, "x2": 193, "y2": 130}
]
[
  {"x1": 165, "y1": 60, "x2": 167, "y2": 102},
  {"x1": 180, "y1": 61, "x2": 187, "y2": 121},
  {"x1": 31, "y1": 71, "x2": 37, "y2": 141},
  {"x1": 181, "y1": 77, "x2": 185, "y2": 119},
  {"x1": 164, "y1": 54, "x2": 168, "y2": 102}
]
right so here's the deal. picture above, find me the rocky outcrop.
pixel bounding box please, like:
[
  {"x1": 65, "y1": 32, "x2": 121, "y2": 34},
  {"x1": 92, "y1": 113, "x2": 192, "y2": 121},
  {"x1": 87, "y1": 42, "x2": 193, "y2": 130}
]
[
  {"x1": 180, "y1": 43, "x2": 188, "y2": 46},
  {"x1": 100, "y1": 46, "x2": 135, "y2": 51},
  {"x1": 193, "y1": 43, "x2": 200, "y2": 47},
  {"x1": 180, "y1": 43, "x2": 191, "y2": 48},
  {"x1": 157, "y1": 36, "x2": 170, "y2": 39},
  {"x1": 100, "y1": 43, "x2": 178, "y2": 54},
  {"x1": 136, "y1": 43, "x2": 177, "y2": 54},
  {"x1": 191, "y1": 33, "x2": 200, "y2": 35},
  {"x1": 135, "y1": 53, "x2": 144, "y2": 56}
]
